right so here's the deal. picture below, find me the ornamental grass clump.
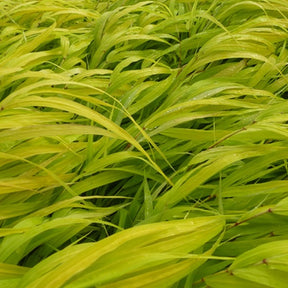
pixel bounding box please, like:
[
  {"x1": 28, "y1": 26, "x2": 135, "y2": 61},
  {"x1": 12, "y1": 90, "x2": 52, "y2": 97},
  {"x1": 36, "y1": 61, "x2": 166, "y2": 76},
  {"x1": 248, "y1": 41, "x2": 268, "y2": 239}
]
[{"x1": 1, "y1": 0, "x2": 288, "y2": 287}]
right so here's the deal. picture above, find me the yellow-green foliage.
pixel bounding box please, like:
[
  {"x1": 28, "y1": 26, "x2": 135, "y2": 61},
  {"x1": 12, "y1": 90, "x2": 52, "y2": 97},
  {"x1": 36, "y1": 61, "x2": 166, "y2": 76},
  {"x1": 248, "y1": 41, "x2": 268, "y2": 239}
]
[{"x1": 1, "y1": 0, "x2": 288, "y2": 287}]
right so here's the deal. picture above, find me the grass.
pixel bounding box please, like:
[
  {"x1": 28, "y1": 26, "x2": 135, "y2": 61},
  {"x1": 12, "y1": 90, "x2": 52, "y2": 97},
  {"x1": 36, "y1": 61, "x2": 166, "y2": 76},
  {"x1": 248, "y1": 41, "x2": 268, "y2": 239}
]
[{"x1": 1, "y1": 0, "x2": 288, "y2": 287}]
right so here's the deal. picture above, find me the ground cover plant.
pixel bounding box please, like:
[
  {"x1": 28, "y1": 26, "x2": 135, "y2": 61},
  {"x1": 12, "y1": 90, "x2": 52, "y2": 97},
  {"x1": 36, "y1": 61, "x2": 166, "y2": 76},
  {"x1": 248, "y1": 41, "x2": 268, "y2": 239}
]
[{"x1": 1, "y1": 0, "x2": 288, "y2": 287}]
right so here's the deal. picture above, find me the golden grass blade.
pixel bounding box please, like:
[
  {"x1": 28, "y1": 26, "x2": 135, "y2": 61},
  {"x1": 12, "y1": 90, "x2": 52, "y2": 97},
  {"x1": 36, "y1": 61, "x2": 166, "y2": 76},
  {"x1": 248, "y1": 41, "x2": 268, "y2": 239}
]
[{"x1": 19, "y1": 216, "x2": 224, "y2": 288}]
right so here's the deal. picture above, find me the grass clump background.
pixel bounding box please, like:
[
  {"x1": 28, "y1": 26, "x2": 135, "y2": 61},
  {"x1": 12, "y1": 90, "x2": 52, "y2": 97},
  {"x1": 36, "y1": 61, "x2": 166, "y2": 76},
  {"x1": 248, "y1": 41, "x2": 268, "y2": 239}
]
[{"x1": 1, "y1": 0, "x2": 288, "y2": 287}]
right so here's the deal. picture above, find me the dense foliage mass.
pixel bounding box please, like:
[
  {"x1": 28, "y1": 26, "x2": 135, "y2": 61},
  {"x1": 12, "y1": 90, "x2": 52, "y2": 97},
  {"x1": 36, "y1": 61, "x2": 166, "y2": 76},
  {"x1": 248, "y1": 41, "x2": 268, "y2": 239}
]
[{"x1": 1, "y1": 0, "x2": 288, "y2": 287}]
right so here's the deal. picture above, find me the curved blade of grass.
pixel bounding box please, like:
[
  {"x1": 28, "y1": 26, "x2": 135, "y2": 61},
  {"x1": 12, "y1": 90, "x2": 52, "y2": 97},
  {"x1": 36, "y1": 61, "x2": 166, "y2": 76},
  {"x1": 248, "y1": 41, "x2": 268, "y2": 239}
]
[{"x1": 19, "y1": 215, "x2": 224, "y2": 288}]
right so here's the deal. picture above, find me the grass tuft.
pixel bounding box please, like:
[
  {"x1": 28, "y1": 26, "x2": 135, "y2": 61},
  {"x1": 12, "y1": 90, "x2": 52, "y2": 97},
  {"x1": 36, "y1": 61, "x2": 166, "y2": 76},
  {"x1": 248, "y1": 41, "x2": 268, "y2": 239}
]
[{"x1": 1, "y1": 0, "x2": 288, "y2": 287}]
